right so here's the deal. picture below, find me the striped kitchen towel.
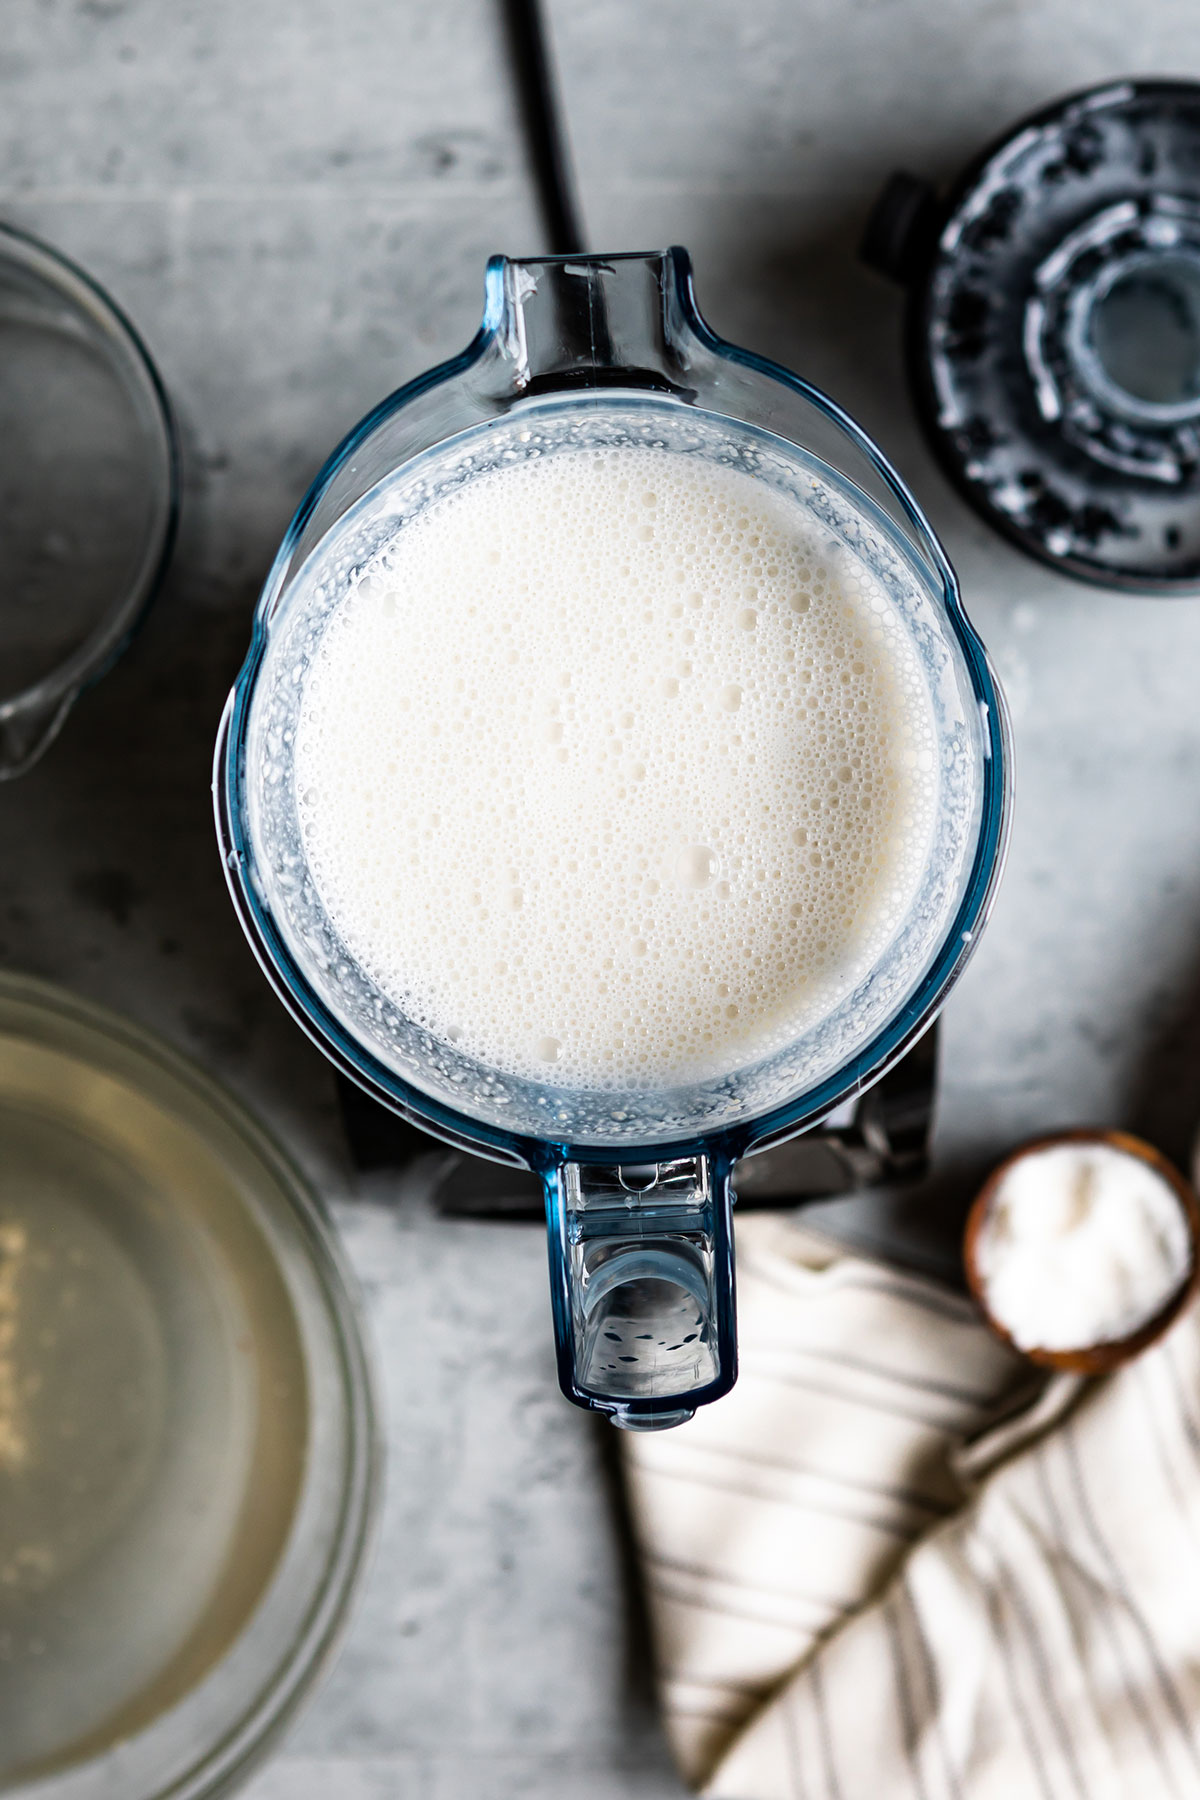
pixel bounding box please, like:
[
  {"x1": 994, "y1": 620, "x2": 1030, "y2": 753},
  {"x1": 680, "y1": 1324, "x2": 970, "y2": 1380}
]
[{"x1": 621, "y1": 1210, "x2": 1200, "y2": 1798}]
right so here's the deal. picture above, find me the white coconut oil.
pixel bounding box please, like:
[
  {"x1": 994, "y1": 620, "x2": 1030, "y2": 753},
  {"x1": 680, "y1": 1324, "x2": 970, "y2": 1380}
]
[{"x1": 975, "y1": 1141, "x2": 1193, "y2": 1353}]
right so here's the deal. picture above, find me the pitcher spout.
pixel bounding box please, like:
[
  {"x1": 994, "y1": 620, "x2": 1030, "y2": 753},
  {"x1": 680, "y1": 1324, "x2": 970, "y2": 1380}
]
[{"x1": 481, "y1": 248, "x2": 702, "y2": 398}]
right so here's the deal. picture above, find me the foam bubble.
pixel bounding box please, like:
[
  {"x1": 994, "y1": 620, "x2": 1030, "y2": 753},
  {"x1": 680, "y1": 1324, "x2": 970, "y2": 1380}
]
[{"x1": 292, "y1": 442, "x2": 938, "y2": 1089}]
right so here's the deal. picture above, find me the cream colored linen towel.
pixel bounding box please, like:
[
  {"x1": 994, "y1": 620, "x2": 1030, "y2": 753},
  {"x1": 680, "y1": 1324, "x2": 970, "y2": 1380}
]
[{"x1": 622, "y1": 1212, "x2": 1200, "y2": 1798}]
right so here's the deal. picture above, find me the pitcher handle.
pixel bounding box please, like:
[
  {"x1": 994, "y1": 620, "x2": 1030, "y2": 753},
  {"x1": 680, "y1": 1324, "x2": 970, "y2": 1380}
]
[{"x1": 541, "y1": 1151, "x2": 737, "y2": 1429}]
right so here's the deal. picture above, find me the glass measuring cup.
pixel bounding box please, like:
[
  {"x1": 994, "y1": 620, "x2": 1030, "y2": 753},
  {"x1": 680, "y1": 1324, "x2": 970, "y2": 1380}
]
[{"x1": 216, "y1": 249, "x2": 1010, "y2": 1428}]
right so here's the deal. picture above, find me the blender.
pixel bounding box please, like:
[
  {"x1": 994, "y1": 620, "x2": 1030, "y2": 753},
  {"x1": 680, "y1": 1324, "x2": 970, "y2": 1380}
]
[{"x1": 216, "y1": 246, "x2": 1010, "y2": 1429}]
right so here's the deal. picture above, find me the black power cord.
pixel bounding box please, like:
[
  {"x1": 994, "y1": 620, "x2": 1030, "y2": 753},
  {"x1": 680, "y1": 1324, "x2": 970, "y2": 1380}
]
[{"x1": 501, "y1": 0, "x2": 586, "y2": 255}]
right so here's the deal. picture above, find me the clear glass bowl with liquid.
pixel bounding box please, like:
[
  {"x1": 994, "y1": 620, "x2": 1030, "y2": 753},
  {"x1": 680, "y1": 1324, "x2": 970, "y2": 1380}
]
[
  {"x1": 0, "y1": 973, "x2": 378, "y2": 1798},
  {"x1": 0, "y1": 223, "x2": 178, "y2": 777}
]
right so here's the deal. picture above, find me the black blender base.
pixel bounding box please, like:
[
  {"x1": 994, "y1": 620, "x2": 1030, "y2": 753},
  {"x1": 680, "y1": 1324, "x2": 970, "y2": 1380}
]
[{"x1": 336, "y1": 1021, "x2": 939, "y2": 1219}]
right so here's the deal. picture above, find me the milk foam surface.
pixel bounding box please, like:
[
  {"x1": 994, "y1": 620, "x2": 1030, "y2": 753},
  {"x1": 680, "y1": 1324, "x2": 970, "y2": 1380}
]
[{"x1": 293, "y1": 441, "x2": 938, "y2": 1089}]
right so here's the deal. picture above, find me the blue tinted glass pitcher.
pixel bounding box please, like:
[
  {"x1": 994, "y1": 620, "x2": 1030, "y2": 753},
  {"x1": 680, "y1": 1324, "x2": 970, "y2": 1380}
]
[{"x1": 215, "y1": 250, "x2": 1010, "y2": 1430}]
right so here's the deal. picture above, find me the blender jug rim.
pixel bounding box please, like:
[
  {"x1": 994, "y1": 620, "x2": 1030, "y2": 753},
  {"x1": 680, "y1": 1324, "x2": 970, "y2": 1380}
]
[{"x1": 255, "y1": 247, "x2": 966, "y2": 634}]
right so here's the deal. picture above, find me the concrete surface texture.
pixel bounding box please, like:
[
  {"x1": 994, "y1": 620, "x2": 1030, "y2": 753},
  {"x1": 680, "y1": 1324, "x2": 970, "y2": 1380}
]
[{"x1": 4, "y1": 1, "x2": 1200, "y2": 1794}]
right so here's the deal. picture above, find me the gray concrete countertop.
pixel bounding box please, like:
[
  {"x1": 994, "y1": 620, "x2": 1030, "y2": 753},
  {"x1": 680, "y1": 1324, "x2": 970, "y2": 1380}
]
[{"x1": 5, "y1": 3, "x2": 1200, "y2": 1794}]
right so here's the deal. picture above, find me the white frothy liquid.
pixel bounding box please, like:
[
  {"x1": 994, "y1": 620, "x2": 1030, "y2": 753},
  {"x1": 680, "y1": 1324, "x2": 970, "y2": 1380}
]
[{"x1": 293, "y1": 441, "x2": 938, "y2": 1090}]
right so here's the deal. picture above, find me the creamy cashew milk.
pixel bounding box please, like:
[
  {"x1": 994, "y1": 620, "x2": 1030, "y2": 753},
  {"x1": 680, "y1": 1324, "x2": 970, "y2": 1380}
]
[{"x1": 291, "y1": 437, "x2": 938, "y2": 1090}]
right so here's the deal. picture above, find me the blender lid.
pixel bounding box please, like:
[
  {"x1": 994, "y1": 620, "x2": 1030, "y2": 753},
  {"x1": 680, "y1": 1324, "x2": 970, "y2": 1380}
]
[{"x1": 864, "y1": 80, "x2": 1200, "y2": 593}]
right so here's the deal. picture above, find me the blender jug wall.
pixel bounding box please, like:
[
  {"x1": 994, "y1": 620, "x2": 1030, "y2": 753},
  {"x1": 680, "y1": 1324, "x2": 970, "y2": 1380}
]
[{"x1": 217, "y1": 249, "x2": 1010, "y2": 1429}]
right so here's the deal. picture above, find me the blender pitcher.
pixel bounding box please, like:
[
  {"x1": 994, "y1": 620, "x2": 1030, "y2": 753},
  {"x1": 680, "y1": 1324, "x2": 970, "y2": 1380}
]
[{"x1": 215, "y1": 249, "x2": 1010, "y2": 1429}]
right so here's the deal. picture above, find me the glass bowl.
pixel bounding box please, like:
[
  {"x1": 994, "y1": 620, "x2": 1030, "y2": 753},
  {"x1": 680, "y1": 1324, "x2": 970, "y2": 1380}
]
[
  {"x1": 0, "y1": 223, "x2": 178, "y2": 777},
  {"x1": 0, "y1": 971, "x2": 379, "y2": 1798}
]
